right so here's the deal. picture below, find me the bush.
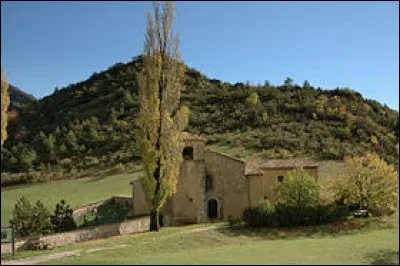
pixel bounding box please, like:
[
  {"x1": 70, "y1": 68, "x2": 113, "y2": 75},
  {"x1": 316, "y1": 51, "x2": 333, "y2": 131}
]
[
  {"x1": 273, "y1": 168, "x2": 319, "y2": 208},
  {"x1": 10, "y1": 197, "x2": 53, "y2": 237},
  {"x1": 0, "y1": 173, "x2": 28, "y2": 187},
  {"x1": 51, "y1": 200, "x2": 77, "y2": 233},
  {"x1": 273, "y1": 203, "x2": 348, "y2": 227},
  {"x1": 228, "y1": 216, "x2": 243, "y2": 228},
  {"x1": 242, "y1": 201, "x2": 275, "y2": 227},
  {"x1": 243, "y1": 202, "x2": 348, "y2": 228},
  {"x1": 26, "y1": 170, "x2": 46, "y2": 184},
  {"x1": 113, "y1": 163, "x2": 125, "y2": 173}
]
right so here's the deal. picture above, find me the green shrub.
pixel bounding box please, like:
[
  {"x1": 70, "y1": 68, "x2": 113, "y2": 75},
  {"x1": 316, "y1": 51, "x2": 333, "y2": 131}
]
[
  {"x1": 113, "y1": 163, "x2": 125, "y2": 173},
  {"x1": 26, "y1": 170, "x2": 46, "y2": 184},
  {"x1": 242, "y1": 201, "x2": 275, "y2": 227},
  {"x1": 10, "y1": 197, "x2": 53, "y2": 237},
  {"x1": 228, "y1": 215, "x2": 243, "y2": 228},
  {"x1": 273, "y1": 168, "x2": 319, "y2": 208},
  {"x1": 51, "y1": 200, "x2": 77, "y2": 233},
  {"x1": 0, "y1": 173, "x2": 28, "y2": 187},
  {"x1": 242, "y1": 202, "x2": 348, "y2": 228},
  {"x1": 273, "y1": 203, "x2": 348, "y2": 227}
]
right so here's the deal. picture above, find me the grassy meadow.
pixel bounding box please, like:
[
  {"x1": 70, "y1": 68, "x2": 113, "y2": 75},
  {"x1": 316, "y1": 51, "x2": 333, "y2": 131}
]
[
  {"x1": 1, "y1": 171, "x2": 140, "y2": 225},
  {"x1": 4, "y1": 214, "x2": 398, "y2": 265}
]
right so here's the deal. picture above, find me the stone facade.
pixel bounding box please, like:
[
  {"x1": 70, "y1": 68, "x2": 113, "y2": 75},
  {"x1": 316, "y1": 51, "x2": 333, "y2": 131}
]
[
  {"x1": 131, "y1": 134, "x2": 319, "y2": 225},
  {"x1": 203, "y1": 149, "x2": 248, "y2": 219}
]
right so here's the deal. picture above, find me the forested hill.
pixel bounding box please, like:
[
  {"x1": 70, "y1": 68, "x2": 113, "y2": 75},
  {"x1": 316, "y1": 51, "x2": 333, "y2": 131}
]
[
  {"x1": 2, "y1": 56, "x2": 398, "y2": 174},
  {"x1": 8, "y1": 84, "x2": 37, "y2": 112}
]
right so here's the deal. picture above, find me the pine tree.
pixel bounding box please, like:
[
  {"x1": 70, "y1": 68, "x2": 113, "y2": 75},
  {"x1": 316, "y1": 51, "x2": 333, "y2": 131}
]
[
  {"x1": 136, "y1": 1, "x2": 190, "y2": 231},
  {"x1": 303, "y1": 80, "x2": 311, "y2": 89},
  {"x1": 284, "y1": 77, "x2": 294, "y2": 88},
  {"x1": 51, "y1": 199, "x2": 76, "y2": 233}
]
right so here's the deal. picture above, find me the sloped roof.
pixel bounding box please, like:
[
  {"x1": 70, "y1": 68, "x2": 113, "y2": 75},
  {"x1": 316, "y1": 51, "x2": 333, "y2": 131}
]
[
  {"x1": 205, "y1": 148, "x2": 247, "y2": 164},
  {"x1": 245, "y1": 162, "x2": 264, "y2": 176},
  {"x1": 245, "y1": 158, "x2": 318, "y2": 175}
]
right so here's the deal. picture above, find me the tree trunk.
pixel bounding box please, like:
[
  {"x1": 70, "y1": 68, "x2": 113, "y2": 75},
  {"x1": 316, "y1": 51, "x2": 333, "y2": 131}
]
[{"x1": 149, "y1": 209, "x2": 160, "y2": 231}]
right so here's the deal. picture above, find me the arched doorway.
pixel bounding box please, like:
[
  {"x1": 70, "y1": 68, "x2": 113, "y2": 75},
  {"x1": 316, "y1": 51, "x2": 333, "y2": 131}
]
[{"x1": 207, "y1": 198, "x2": 219, "y2": 219}]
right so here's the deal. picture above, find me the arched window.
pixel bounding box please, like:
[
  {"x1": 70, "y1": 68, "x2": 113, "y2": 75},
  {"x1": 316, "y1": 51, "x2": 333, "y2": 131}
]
[
  {"x1": 205, "y1": 175, "x2": 213, "y2": 192},
  {"x1": 182, "y1": 146, "x2": 194, "y2": 160},
  {"x1": 277, "y1": 175, "x2": 284, "y2": 182}
]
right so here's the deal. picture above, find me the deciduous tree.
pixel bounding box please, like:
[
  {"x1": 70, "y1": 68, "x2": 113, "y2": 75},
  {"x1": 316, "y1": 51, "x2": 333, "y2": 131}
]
[
  {"x1": 325, "y1": 153, "x2": 398, "y2": 216},
  {"x1": 1, "y1": 68, "x2": 10, "y2": 145},
  {"x1": 136, "y1": 1, "x2": 189, "y2": 231}
]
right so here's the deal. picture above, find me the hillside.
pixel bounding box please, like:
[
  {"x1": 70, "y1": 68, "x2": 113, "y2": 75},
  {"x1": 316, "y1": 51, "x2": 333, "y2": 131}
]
[
  {"x1": 1, "y1": 56, "x2": 398, "y2": 176},
  {"x1": 8, "y1": 83, "x2": 37, "y2": 112}
]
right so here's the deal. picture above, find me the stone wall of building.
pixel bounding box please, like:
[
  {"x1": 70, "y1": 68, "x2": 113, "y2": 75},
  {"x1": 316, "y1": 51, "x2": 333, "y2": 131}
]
[
  {"x1": 204, "y1": 149, "x2": 249, "y2": 219},
  {"x1": 169, "y1": 159, "x2": 206, "y2": 224},
  {"x1": 183, "y1": 140, "x2": 205, "y2": 161},
  {"x1": 0, "y1": 217, "x2": 150, "y2": 254},
  {"x1": 131, "y1": 180, "x2": 151, "y2": 216}
]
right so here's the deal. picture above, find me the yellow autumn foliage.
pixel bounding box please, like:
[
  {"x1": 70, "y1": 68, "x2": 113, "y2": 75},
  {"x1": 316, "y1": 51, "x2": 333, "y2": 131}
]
[
  {"x1": 322, "y1": 152, "x2": 398, "y2": 216},
  {"x1": 1, "y1": 68, "x2": 10, "y2": 146},
  {"x1": 136, "y1": 1, "x2": 189, "y2": 230}
]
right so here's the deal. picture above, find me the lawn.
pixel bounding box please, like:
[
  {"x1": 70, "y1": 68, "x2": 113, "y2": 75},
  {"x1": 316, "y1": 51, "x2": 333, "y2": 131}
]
[
  {"x1": 5, "y1": 214, "x2": 398, "y2": 265},
  {"x1": 1, "y1": 171, "x2": 140, "y2": 225}
]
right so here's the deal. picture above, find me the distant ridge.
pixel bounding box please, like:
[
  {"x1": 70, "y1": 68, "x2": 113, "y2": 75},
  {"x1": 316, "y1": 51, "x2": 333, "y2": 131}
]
[{"x1": 8, "y1": 83, "x2": 37, "y2": 111}]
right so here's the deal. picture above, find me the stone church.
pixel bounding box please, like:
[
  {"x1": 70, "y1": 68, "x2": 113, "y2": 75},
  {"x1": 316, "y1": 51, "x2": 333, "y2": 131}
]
[{"x1": 130, "y1": 133, "x2": 318, "y2": 226}]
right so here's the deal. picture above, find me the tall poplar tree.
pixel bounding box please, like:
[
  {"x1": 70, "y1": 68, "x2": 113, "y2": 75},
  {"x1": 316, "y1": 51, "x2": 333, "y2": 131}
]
[
  {"x1": 136, "y1": 1, "x2": 190, "y2": 231},
  {"x1": 1, "y1": 67, "x2": 10, "y2": 146}
]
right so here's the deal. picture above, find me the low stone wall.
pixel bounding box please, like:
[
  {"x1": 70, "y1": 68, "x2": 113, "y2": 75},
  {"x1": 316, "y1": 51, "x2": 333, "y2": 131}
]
[
  {"x1": 72, "y1": 198, "x2": 112, "y2": 218},
  {"x1": 1, "y1": 216, "x2": 149, "y2": 254},
  {"x1": 72, "y1": 196, "x2": 131, "y2": 218},
  {"x1": 112, "y1": 196, "x2": 132, "y2": 208}
]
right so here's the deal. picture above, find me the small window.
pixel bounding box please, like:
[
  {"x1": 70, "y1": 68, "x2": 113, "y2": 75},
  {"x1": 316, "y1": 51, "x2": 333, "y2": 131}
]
[
  {"x1": 205, "y1": 175, "x2": 213, "y2": 192},
  {"x1": 183, "y1": 146, "x2": 194, "y2": 160},
  {"x1": 277, "y1": 175, "x2": 284, "y2": 182}
]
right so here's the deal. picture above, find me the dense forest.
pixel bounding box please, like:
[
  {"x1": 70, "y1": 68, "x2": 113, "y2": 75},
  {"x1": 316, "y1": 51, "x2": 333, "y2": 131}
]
[{"x1": 1, "y1": 56, "x2": 398, "y2": 177}]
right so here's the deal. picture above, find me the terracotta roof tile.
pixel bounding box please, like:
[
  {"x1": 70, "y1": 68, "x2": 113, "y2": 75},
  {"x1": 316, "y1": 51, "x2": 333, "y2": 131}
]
[{"x1": 246, "y1": 158, "x2": 318, "y2": 172}]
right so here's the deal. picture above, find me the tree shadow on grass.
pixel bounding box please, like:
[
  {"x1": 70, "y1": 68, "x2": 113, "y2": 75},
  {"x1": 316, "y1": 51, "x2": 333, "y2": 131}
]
[
  {"x1": 364, "y1": 249, "x2": 399, "y2": 265},
  {"x1": 216, "y1": 220, "x2": 376, "y2": 241},
  {"x1": 76, "y1": 202, "x2": 131, "y2": 229}
]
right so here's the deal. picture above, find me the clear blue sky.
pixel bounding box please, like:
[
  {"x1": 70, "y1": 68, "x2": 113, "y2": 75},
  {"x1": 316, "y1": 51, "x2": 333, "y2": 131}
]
[{"x1": 1, "y1": 1, "x2": 399, "y2": 110}]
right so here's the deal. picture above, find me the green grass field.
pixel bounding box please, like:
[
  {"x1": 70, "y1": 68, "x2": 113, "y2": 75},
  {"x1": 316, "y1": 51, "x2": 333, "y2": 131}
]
[
  {"x1": 4, "y1": 215, "x2": 398, "y2": 265},
  {"x1": 1, "y1": 171, "x2": 140, "y2": 225}
]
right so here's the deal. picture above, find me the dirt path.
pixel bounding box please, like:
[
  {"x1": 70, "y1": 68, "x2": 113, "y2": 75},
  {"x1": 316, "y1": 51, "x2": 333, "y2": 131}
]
[
  {"x1": 1, "y1": 244, "x2": 128, "y2": 265},
  {"x1": 160, "y1": 225, "x2": 223, "y2": 239},
  {"x1": 1, "y1": 225, "x2": 224, "y2": 265}
]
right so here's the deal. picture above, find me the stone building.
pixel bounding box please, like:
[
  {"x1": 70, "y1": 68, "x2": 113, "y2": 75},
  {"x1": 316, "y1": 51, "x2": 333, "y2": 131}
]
[{"x1": 130, "y1": 133, "x2": 318, "y2": 226}]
